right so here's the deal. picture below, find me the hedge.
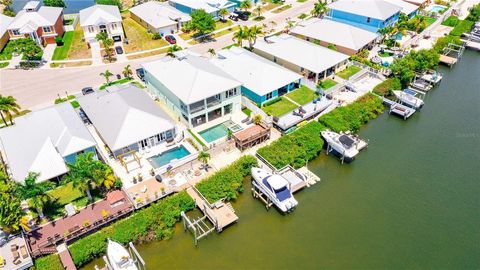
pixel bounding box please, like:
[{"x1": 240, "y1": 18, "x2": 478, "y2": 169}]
[
  {"x1": 372, "y1": 78, "x2": 401, "y2": 97},
  {"x1": 449, "y1": 20, "x2": 474, "y2": 36},
  {"x1": 68, "y1": 192, "x2": 195, "y2": 267},
  {"x1": 196, "y1": 155, "x2": 258, "y2": 203},
  {"x1": 33, "y1": 254, "x2": 63, "y2": 270},
  {"x1": 257, "y1": 121, "x2": 325, "y2": 170},
  {"x1": 318, "y1": 93, "x2": 384, "y2": 133}
]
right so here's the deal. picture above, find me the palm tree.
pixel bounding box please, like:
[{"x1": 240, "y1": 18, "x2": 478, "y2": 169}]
[
  {"x1": 255, "y1": 4, "x2": 262, "y2": 18},
  {"x1": 0, "y1": 95, "x2": 21, "y2": 126},
  {"x1": 246, "y1": 25, "x2": 263, "y2": 49},
  {"x1": 197, "y1": 151, "x2": 210, "y2": 166},
  {"x1": 253, "y1": 114, "x2": 262, "y2": 125},
  {"x1": 232, "y1": 27, "x2": 246, "y2": 47},
  {"x1": 96, "y1": 32, "x2": 114, "y2": 62},
  {"x1": 63, "y1": 152, "x2": 105, "y2": 201},
  {"x1": 285, "y1": 19, "x2": 295, "y2": 32},
  {"x1": 240, "y1": 0, "x2": 252, "y2": 11},
  {"x1": 219, "y1": 8, "x2": 229, "y2": 21},
  {"x1": 122, "y1": 64, "x2": 133, "y2": 79},
  {"x1": 311, "y1": 0, "x2": 328, "y2": 18},
  {"x1": 208, "y1": 48, "x2": 216, "y2": 56},
  {"x1": 167, "y1": 45, "x2": 181, "y2": 57},
  {"x1": 16, "y1": 172, "x2": 51, "y2": 219},
  {"x1": 100, "y1": 70, "x2": 113, "y2": 85}
]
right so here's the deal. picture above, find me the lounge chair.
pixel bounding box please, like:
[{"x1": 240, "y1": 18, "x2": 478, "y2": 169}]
[
  {"x1": 10, "y1": 245, "x2": 18, "y2": 252},
  {"x1": 20, "y1": 245, "x2": 28, "y2": 259},
  {"x1": 12, "y1": 250, "x2": 19, "y2": 260}
]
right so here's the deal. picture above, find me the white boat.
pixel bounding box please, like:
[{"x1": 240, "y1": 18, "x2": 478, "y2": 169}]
[
  {"x1": 394, "y1": 90, "x2": 424, "y2": 109},
  {"x1": 251, "y1": 167, "x2": 298, "y2": 213},
  {"x1": 321, "y1": 130, "x2": 362, "y2": 162},
  {"x1": 107, "y1": 239, "x2": 138, "y2": 270}
]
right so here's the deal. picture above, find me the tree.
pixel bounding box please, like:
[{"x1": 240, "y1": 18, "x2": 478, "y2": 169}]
[
  {"x1": 255, "y1": 4, "x2": 262, "y2": 18},
  {"x1": 245, "y1": 25, "x2": 263, "y2": 49},
  {"x1": 311, "y1": 0, "x2": 328, "y2": 18},
  {"x1": 253, "y1": 114, "x2": 262, "y2": 125},
  {"x1": 63, "y1": 152, "x2": 115, "y2": 201},
  {"x1": 197, "y1": 151, "x2": 210, "y2": 165},
  {"x1": 219, "y1": 8, "x2": 229, "y2": 21},
  {"x1": 190, "y1": 9, "x2": 216, "y2": 38},
  {"x1": 285, "y1": 19, "x2": 295, "y2": 32},
  {"x1": 43, "y1": 0, "x2": 66, "y2": 7},
  {"x1": 232, "y1": 26, "x2": 246, "y2": 47},
  {"x1": 16, "y1": 172, "x2": 52, "y2": 219},
  {"x1": 96, "y1": 32, "x2": 114, "y2": 62},
  {"x1": 167, "y1": 45, "x2": 182, "y2": 57},
  {"x1": 122, "y1": 64, "x2": 133, "y2": 79},
  {"x1": 96, "y1": 0, "x2": 122, "y2": 9},
  {"x1": 0, "y1": 95, "x2": 21, "y2": 126},
  {"x1": 240, "y1": 0, "x2": 252, "y2": 11},
  {"x1": 0, "y1": 177, "x2": 26, "y2": 232},
  {"x1": 100, "y1": 70, "x2": 113, "y2": 85},
  {"x1": 208, "y1": 48, "x2": 216, "y2": 56},
  {"x1": 23, "y1": 43, "x2": 42, "y2": 60}
]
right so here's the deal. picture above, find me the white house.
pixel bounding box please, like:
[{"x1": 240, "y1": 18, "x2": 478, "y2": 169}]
[
  {"x1": 79, "y1": 4, "x2": 123, "y2": 43},
  {"x1": 168, "y1": 0, "x2": 237, "y2": 19},
  {"x1": 142, "y1": 51, "x2": 242, "y2": 128},
  {"x1": 0, "y1": 103, "x2": 97, "y2": 183},
  {"x1": 130, "y1": 1, "x2": 190, "y2": 36}
]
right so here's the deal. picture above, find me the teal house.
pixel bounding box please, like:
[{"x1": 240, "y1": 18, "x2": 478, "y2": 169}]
[
  {"x1": 211, "y1": 47, "x2": 303, "y2": 106},
  {"x1": 328, "y1": 0, "x2": 402, "y2": 32}
]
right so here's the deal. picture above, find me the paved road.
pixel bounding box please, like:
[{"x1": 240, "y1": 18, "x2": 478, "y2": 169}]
[{"x1": 0, "y1": 0, "x2": 314, "y2": 110}]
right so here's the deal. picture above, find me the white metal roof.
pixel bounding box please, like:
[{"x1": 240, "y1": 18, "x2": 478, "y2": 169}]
[
  {"x1": 130, "y1": 1, "x2": 191, "y2": 29},
  {"x1": 384, "y1": 0, "x2": 419, "y2": 15},
  {"x1": 168, "y1": 0, "x2": 235, "y2": 13},
  {"x1": 76, "y1": 85, "x2": 176, "y2": 152},
  {"x1": 0, "y1": 103, "x2": 96, "y2": 183},
  {"x1": 211, "y1": 47, "x2": 302, "y2": 96},
  {"x1": 7, "y1": 6, "x2": 63, "y2": 30},
  {"x1": 142, "y1": 53, "x2": 242, "y2": 104},
  {"x1": 328, "y1": 0, "x2": 402, "y2": 20},
  {"x1": 253, "y1": 34, "x2": 350, "y2": 74},
  {"x1": 79, "y1": 4, "x2": 121, "y2": 27},
  {"x1": 291, "y1": 18, "x2": 379, "y2": 51},
  {"x1": 23, "y1": 1, "x2": 40, "y2": 10},
  {"x1": 0, "y1": 14, "x2": 14, "y2": 36}
]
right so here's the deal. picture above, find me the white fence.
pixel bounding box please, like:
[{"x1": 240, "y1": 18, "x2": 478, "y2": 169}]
[
  {"x1": 63, "y1": 14, "x2": 79, "y2": 32},
  {"x1": 241, "y1": 96, "x2": 273, "y2": 124}
]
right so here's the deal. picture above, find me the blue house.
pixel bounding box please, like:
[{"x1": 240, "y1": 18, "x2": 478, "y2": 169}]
[
  {"x1": 327, "y1": 0, "x2": 402, "y2": 32},
  {"x1": 168, "y1": 0, "x2": 237, "y2": 19},
  {"x1": 211, "y1": 47, "x2": 303, "y2": 106}
]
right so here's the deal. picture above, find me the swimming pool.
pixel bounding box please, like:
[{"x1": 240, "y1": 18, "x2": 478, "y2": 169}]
[
  {"x1": 147, "y1": 146, "x2": 191, "y2": 169},
  {"x1": 199, "y1": 123, "x2": 229, "y2": 143},
  {"x1": 427, "y1": 5, "x2": 446, "y2": 13}
]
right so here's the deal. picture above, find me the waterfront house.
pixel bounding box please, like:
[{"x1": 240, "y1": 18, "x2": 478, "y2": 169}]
[
  {"x1": 211, "y1": 47, "x2": 303, "y2": 106},
  {"x1": 0, "y1": 103, "x2": 97, "y2": 183},
  {"x1": 76, "y1": 85, "x2": 176, "y2": 158},
  {"x1": 6, "y1": 1, "x2": 64, "y2": 46},
  {"x1": 327, "y1": 0, "x2": 402, "y2": 32},
  {"x1": 385, "y1": 0, "x2": 419, "y2": 18},
  {"x1": 253, "y1": 34, "x2": 349, "y2": 83},
  {"x1": 402, "y1": 0, "x2": 430, "y2": 7},
  {"x1": 79, "y1": 4, "x2": 123, "y2": 43},
  {"x1": 142, "y1": 52, "x2": 242, "y2": 128},
  {"x1": 130, "y1": 1, "x2": 191, "y2": 36},
  {"x1": 0, "y1": 14, "x2": 13, "y2": 51},
  {"x1": 291, "y1": 18, "x2": 379, "y2": 56},
  {"x1": 168, "y1": 0, "x2": 237, "y2": 19}
]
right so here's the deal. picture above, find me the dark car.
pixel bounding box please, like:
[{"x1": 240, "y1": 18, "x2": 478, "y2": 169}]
[
  {"x1": 136, "y1": 68, "x2": 145, "y2": 81},
  {"x1": 165, "y1": 35, "x2": 176, "y2": 44},
  {"x1": 233, "y1": 10, "x2": 250, "y2": 21},
  {"x1": 81, "y1": 87, "x2": 94, "y2": 95},
  {"x1": 115, "y1": 46, "x2": 123, "y2": 55}
]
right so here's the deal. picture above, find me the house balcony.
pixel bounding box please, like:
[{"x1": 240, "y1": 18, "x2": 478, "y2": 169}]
[{"x1": 206, "y1": 97, "x2": 222, "y2": 108}]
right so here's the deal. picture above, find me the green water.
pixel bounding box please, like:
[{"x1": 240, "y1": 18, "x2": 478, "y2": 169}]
[{"x1": 83, "y1": 51, "x2": 480, "y2": 269}]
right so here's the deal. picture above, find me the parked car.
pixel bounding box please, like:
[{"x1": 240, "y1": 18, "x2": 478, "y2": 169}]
[
  {"x1": 136, "y1": 68, "x2": 145, "y2": 81},
  {"x1": 81, "y1": 87, "x2": 94, "y2": 95},
  {"x1": 233, "y1": 10, "x2": 250, "y2": 21},
  {"x1": 229, "y1": 13, "x2": 239, "y2": 21},
  {"x1": 165, "y1": 35, "x2": 176, "y2": 44},
  {"x1": 115, "y1": 46, "x2": 123, "y2": 55}
]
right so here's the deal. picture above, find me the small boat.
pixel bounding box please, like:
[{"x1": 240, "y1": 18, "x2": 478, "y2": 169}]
[
  {"x1": 321, "y1": 130, "x2": 365, "y2": 162},
  {"x1": 107, "y1": 239, "x2": 138, "y2": 270},
  {"x1": 394, "y1": 90, "x2": 424, "y2": 109},
  {"x1": 251, "y1": 167, "x2": 298, "y2": 213}
]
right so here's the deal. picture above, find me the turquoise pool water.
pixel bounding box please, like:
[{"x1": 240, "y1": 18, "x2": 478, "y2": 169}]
[
  {"x1": 148, "y1": 146, "x2": 190, "y2": 168},
  {"x1": 429, "y1": 5, "x2": 446, "y2": 13},
  {"x1": 199, "y1": 123, "x2": 229, "y2": 143}
]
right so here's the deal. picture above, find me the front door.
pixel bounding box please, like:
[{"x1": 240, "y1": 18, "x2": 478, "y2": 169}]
[{"x1": 99, "y1": 25, "x2": 107, "y2": 34}]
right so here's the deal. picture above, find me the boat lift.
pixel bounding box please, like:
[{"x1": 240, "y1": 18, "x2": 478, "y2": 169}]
[
  {"x1": 181, "y1": 211, "x2": 215, "y2": 246},
  {"x1": 325, "y1": 132, "x2": 369, "y2": 164},
  {"x1": 99, "y1": 242, "x2": 146, "y2": 270}
]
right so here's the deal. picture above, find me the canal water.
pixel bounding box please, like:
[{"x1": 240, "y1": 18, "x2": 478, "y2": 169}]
[
  {"x1": 11, "y1": 0, "x2": 94, "y2": 14},
  {"x1": 83, "y1": 50, "x2": 480, "y2": 269}
]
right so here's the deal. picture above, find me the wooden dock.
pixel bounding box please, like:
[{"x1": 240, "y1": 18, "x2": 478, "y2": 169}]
[
  {"x1": 186, "y1": 187, "x2": 238, "y2": 232},
  {"x1": 439, "y1": 54, "x2": 457, "y2": 66},
  {"x1": 57, "y1": 244, "x2": 76, "y2": 270},
  {"x1": 378, "y1": 95, "x2": 416, "y2": 120}
]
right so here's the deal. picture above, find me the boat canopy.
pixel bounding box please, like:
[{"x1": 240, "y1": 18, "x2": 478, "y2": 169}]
[
  {"x1": 403, "y1": 88, "x2": 417, "y2": 96},
  {"x1": 339, "y1": 134, "x2": 355, "y2": 148}
]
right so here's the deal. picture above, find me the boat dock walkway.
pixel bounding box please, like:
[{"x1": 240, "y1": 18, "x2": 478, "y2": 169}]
[
  {"x1": 378, "y1": 95, "x2": 416, "y2": 120},
  {"x1": 439, "y1": 54, "x2": 458, "y2": 66},
  {"x1": 57, "y1": 244, "x2": 76, "y2": 270},
  {"x1": 186, "y1": 187, "x2": 238, "y2": 232},
  {"x1": 297, "y1": 167, "x2": 321, "y2": 187}
]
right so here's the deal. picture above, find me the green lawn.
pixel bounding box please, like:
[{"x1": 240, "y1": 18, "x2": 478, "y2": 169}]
[
  {"x1": 100, "y1": 78, "x2": 133, "y2": 90},
  {"x1": 285, "y1": 85, "x2": 317, "y2": 105},
  {"x1": 426, "y1": 16, "x2": 436, "y2": 26},
  {"x1": 122, "y1": 13, "x2": 169, "y2": 53},
  {"x1": 215, "y1": 20, "x2": 233, "y2": 30},
  {"x1": 272, "y1": 4, "x2": 292, "y2": 13},
  {"x1": 181, "y1": 20, "x2": 235, "y2": 41},
  {"x1": 450, "y1": 20, "x2": 474, "y2": 36},
  {"x1": 0, "y1": 41, "x2": 14, "y2": 60},
  {"x1": 318, "y1": 78, "x2": 338, "y2": 90},
  {"x1": 52, "y1": 31, "x2": 74, "y2": 60},
  {"x1": 336, "y1": 65, "x2": 361, "y2": 80},
  {"x1": 262, "y1": 97, "x2": 298, "y2": 117},
  {"x1": 242, "y1": 108, "x2": 252, "y2": 116},
  {"x1": 0, "y1": 62, "x2": 8, "y2": 68},
  {"x1": 442, "y1": 15, "x2": 459, "y2": 27}
]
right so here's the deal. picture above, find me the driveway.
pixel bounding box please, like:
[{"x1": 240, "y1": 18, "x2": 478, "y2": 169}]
[
  {"x1": 42, "y1": 44, "x2": 57, "y2": 62},
  {"x1": 90, "y1": 41, "x2": 102, "y2": 65}
]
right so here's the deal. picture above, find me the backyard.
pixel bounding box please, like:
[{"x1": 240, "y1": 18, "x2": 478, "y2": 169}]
[
  {"x1": 336, "y1": 65, "x2": 361, "y2": 80},
  {"x1": 262, "y1": 97, "x2": 298, "y2": 117},
  {"x1": 285, "y1": 85, "x2": 317, "y2": 105},
  {"x1": 122, "y1": 13, "x2": 169, "y2": 53},
  {"x1": 318, "y1": 78, "x2": 338, "y2": 90}
]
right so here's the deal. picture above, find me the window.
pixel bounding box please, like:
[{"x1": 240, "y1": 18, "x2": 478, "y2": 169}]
[
  {"x1": 266, "y1": 92, "x2": 273, "y2": 100},
  {"x1": 367, "y1": 17, "x2": 371, "y2": 23},
  {"x1": 273, "y1": 56, "x2": 277, "y2": 63},
  {"x1": 88, "y1": 26, "x2": 95, "y2": 33},
  {"x1": 42, "y1": 26, "x2": 52, "y2": 33},
  {"x1": 225, "y1": 88, "x2": 237, "y2": 98},
  {"x1": 111, "y1": 23, "x2": 116, "y2": 30},
  {"x1": 12, "y1": 29, "x2": 20, "y2": 36}
]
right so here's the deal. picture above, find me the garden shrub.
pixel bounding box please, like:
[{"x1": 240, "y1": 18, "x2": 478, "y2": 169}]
[
  {"x1": 372, "y1": 78, "x2": 401, "y2": 97},
  {"x1": 34, "y1": 254, "x2": 64, "y2": 270},
  {"x1": 196, "y1": 155, "x2": 258, "y2": 203},
  {"x1": 466, "y1": 4, "x2": 480, "y2": 22},
  {"x1": 69, "y1": 192, "x2": 195, "y2": 267},
  {"x1": 442, "y1": 15, "x2": 459, "y2": 27},
  {"x1": 262, "y1": 97, "x2": 281, "y2": 107},
  {"x1": 257, "y1": 121, "x2": 325, "y2": 169},
  {"x1": 318, "y1": 93, "x2": 384, "y2": 133},
  {"x1": 449, "y1": 20, "x2": 474, "y2": 36}
]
